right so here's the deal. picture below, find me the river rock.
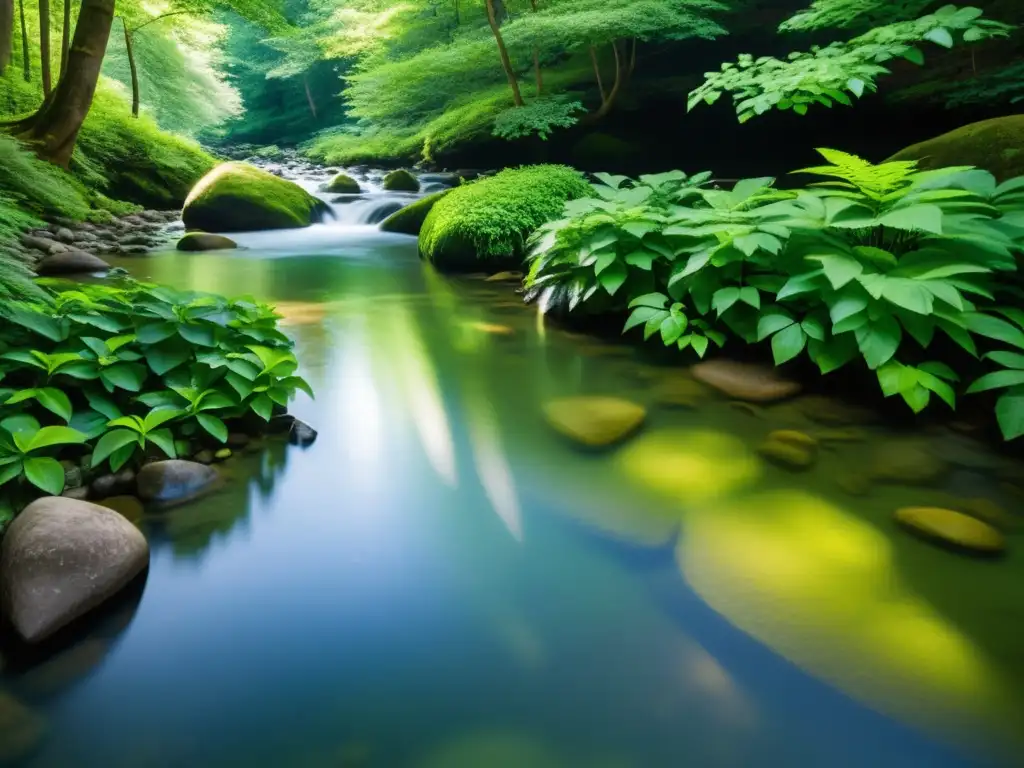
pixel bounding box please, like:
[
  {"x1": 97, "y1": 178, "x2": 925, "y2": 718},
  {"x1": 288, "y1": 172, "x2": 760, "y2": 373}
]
[
  {"x1": 894, "y1": 506, "x2": 1005, "y2": 555},
  {"x1": 20, "y1": 233, "x2": 67, "y2": 254},
  {"x1": 213, "y1": 448, "x2": 232, "y2": 461},
  {"x1": 61, "y1": 486, "x2": 90, "y2": 501},
  {"x1": 758, "y1": 430, "x2": 818, "y2": 470},
  {"x1": 543, "y1": 396, "x2": 646, "y2": 448},
  {"x1": 53, "y1": 227, "x2": 76, "y2": 244},
  {"x1": 651, "y1": 375, "x2": 707, "y2": 408},
  {"x1": 0, "y1": 692, "x2": 45, "y2": 763},
  {"x1": 382, "y1": 168, "x2": 420, "y2": 192},
  {"x1": 0, "y1": 497, "x2": 149, "y2": 643},
  {"x1": 797, "y1": 395, "x2": 875, "y2": 426},
  {"x1": 176, "y1": 232, "x2": 239, "y2": 252},
  {"x1": 91, "y1": 468, "x2": 136, "y2": 497},
  {"x1": 136, "y1": 460, "x2": 218, "y2": 503},
  {"x1": 870, "y1": 440, "x2": 947, "y2": 485},
  {"x1": 182, "y1": 162, "x2": 328, "y2": 232},
  {"x1": 325, "y1": 172, "x2": 361, "y2": 194},
  {"x1": 289, "y1": 419, "x2": 318, "y2": 447},
  {"x1": 35, "y1": 251, "x2": 110, "y2": 276},
  {"x1": 691, "y1": 360, "x2": 801, "y2": 402},
  {"x1": 97, "y1": 495, "x2": 145, "y2": 524}
]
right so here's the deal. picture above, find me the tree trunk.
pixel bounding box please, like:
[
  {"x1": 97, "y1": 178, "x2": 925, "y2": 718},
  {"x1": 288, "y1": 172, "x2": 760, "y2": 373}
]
[
  {"x1": 303, "y1": 74, "x2": 317, "y2": 119},
  {"x1": 122, "y1": 18, "x2": 139, "y2": 117},
  {"x1": 589, "y1": 46, "x2": 606, "y2": 102},
  {"x1": 590, "y1": 41, "x2": 623, "y2": 121},
  {"x1": 19, "y1": 0, "x2": 115, "y2": 167},
  {"x1": 529, "y1": 0, "x2": 541, "y2": 96},
  {"x1": 18, "y1": 0, "x2": 28, "y2": 81},
  {"x1": 0, "y1": 0, "x2": 12, "y2": 76},
  {"x1": 39, "y1": 0, "x2": 51, "y2": 96},
  {"x1": 485, "y1": 0, "x2": 523, "y2": 107},
  {"x1": 60, "y1": 0, "x2": 70, "y2": 75}
]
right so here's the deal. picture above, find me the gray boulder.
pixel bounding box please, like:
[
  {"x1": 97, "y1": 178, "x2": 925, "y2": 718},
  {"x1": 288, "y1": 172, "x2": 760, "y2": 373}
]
[
  {"x1": 176, "y1": 232, "x2": 239, "y2": 252},
  {"x1": 35, "y1": 251, "x2": 110, "y2": 276},
  {"x1": 136, "y1": 460, "x2": 218, "y2": 503},
  {"x1": 0, "y1": 497, "x2": 149, "y2": 643}
]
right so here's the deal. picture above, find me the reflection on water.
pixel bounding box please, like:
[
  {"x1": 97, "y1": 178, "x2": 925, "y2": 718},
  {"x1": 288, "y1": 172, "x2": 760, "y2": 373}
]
[{"x1": 3, "y1": 239, "x2": 1023, "y2": 767}]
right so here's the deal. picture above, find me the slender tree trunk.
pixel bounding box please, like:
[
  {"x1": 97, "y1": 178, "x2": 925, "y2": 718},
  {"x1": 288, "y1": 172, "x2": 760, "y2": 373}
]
[
  {"x1": 587, "y1": 41, "x2": 623, "y2": 122},
  {"x1": 122, "y1": 18, "x2": 139, "y2": 117},
  {"x1": 303, "y1": 74, "x2": 317, "y2": 119},
  {"x1": 589, "y1": 46, "x2": 606, "y2": 102},
  {"x1": 485, "y1": 0, "x2": 523, "y2": 107},
  {"x1": 60, "y1": 0, "x2": 70, "y2": 74},
  {"x1": 19, "y1": 0, "x2": 115, "y2": 167},
  {"x1": 39, "y1": 0, "x2": 51, "y2": 96},
  {"x1": 0, "y1": 0, "x2": 12, "y2": 75},
  {"x1": 18, "y1": 0, "x2": 29, "y2": 81},
  {"x1": 529, "y1": 0, "x2": 541, "y2": 96}
]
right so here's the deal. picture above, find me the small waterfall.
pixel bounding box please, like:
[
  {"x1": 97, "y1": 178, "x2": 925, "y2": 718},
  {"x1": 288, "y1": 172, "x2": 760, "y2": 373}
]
[{"x1": 325, "y1": 195, "x2": 412, "y2": 226}]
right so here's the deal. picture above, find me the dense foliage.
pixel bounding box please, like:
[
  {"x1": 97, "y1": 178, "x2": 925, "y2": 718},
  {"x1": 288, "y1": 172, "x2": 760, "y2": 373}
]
[
  {"x1": 0, "y1": 278, "x2": 312, "y2": 523},
  {"x1": 526, "y1": 151, "x2": 1024, "y2": 438}
]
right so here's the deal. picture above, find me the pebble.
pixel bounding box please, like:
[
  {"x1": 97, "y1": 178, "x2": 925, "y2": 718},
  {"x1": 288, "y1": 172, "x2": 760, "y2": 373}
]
[{"x1": 894, "y1": 506, "x2": 1006, "y2": 555}]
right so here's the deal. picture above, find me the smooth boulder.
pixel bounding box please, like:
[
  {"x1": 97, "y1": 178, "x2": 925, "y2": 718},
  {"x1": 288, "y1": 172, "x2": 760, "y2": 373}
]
[
  {"x1": 888, "y1": 115, "x2": 1024, "y2": 182},
  {"x1": 894, "y1": 506, "x2": 1005, "y2": 555},
  {"x1": 0, "y1": 497, "x2": 149, "y2": 643},
  {"x1": 325, "y1": 172, "x2": 361, "y2": 194},
  {"x1": 382, "y1": 169, "x2": 420, "y2": 192},
  {"x1": 136, "y1": 460, "x2": 218, "y2": 503},
  {"x1": 379, "y1": 190, "x2": 451, "y2": 235},
  {"x1": 35, "y1": 250, "x2": 110, "y2": 276},
  {"x1": 182, "y1": 162, "x2": 327, "y2": 233},
  {"x1": 176, "y1": 232, "x2": 238, "y2": 251},
  {"x1": 691, "y1": 359, "x2": 801, "y2": 402},
  {"x1": 758, "y1": 430, "x2": 818, "y2": 470},
  {"x1": 543, "y1": 396, "x2": 646, "y2": 448}
]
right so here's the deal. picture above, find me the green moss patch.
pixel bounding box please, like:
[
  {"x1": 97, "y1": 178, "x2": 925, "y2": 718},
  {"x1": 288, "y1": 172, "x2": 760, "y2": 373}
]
[
  {"x1": 379, "y1": 190, "x2": 451, "y2": 235},
  {"x1": 419, "y1": 165, "x2": 590, "y2": 272},
  {"x1": 326, "y1": 172, "x2": 362, "y2": 194},
  {"x1": 888, "y1": 115, "x2": 1024, "y2": 181},
  {"x1": 182, "y1": 162, "x2": 327, "y2": 233},
  {"x1": 382, "y1": 169, "x2": 421, "y2": 192}
]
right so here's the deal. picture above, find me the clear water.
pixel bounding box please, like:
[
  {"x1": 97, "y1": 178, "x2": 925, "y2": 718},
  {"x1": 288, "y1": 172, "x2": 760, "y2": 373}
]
[{"x1": 3, "y1": 225, "x2": 1024, "y2": 768}]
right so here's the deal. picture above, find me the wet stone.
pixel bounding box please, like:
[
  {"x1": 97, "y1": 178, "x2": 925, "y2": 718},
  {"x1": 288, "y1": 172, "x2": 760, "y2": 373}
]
[
  {"x1": 895, "y1": 506, "x2": 1006, "y2": 555},
  {"x1": 757, "y1": 430, "x2": 818, "y2": 470},
  {"x1": 543, "y1": 396, "x2": 646, "y2": 449}
]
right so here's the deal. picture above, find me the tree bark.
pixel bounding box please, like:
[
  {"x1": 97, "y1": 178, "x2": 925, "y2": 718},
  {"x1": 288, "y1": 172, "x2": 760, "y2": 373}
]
[
  {"x1": 0, "y1": 0, "x2": 12, "y2": 76},
  {"x1": 19, "y1": 0, "x2": 115, "y2": 167},
  {"x1": 590, "y1": 41, "x2": 623, "y2": 121},
  {"x1": 485, "y1": 0, "x2": 523, "y2": 107},
  {"x1": 589, "y1": 46, "x2": 606, "y2": 102},
  {"x1": 39, "y1": 0, "x2": 51, "y2": 96},
  {"x1": 18, "y1": 0, "x2": 28, "y2": 81},
  {"x1": 122, "y1": 18, "x2": 139, "y2": 117},
  {"x1": 529, "y1": 0, "x2": 541, "y2": 96},
  {"x1": 60, "y1": 0, "x2": 70, "y2": 75}
]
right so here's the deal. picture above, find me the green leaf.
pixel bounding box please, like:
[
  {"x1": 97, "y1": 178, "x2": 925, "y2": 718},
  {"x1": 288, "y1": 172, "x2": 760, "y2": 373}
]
[
  {"x1": 0, "y1": 460, "x2": 22, "y2": 487},
  {"x1": 984, "y1": 351, "x2": 1024, "y2": 370},
  {"x1": 0, "y1": 414, "x2": 40, "y2": 437},
  {"x1": 250, "y1": 394, "x2": 274, "y2": 421},
  {"x1": 876, "y1": 205, "x2": 943, "y2": 234},
  {"x1": 101, "y1": 363, "x2": 148, "y2": 392},
  {"x1": 923, "y1": 27, "x2": 954, "y2": 48},
  {"x1": 756, "y1": 312, "x2": 794, "y2": 341},
  {"x1": 6, "y1": 305, "x2": 65, "y2": 341},
  {"x1": 224, "y1": 373, "x2": 255, "y2": 400},
  {"x1": 964, "y1": 313, "x2": 1024, "y2": 350},
  {"x1": 226, "y1": 358, "x2": 261, "y2": 381},
  {"x1": 145, "y1": 342, "x2": 191, "y2": 376},
  {"x1": 691, "y1": 335, "x2": 709, "y2": 358},
  {"x1": 624, "y1": 250, "x2": 655, "y2": 270},
  {"x1": 996, "y1": 390, "x2": 1024, "y2": 440},
  {"x1": 738, "y1": 287, "x2": 760, "y2": 309},
  {"x1": 136, "y1": 322, "x2": 178, "y2": 344},
  {"x1": 91, "y1": 429, "x2": 140, "y2": 468},
  {"x1": 624, "y1": 307, "x2": 664, "y2": 333},
  {"x1": 147, "y1": 428, "x2": 177, "y2": 459},
  {"x1": 829, "y1": 294, "x2": 867, "y2": 325},
  {"x1": 196, "y1": 413, "x2": 228, "y2": 443},
  {"x1": 712, "y1": 287, "x2": 741, "y2": 316},
  {"x1": 68, "y1": 410, "x2": 110, "y2": 440},
  {"x1": 35, "y1": 388, "x2": 73, "y2": 423},
  {"x1": 880, "y1": 279, "x2": 933, "y2": 315},
  {"x1": 806, "y1": 255, "x2": 862, "y2": 290},
  {"x1": 771, "y1": 323, "x2": 807, "y2": 365},
  {"x1": 856, "y1": 316, "x2": 902, "y2": 369},
  {"x1": 24, "y1": 426, "x2": 87, "y2": 452},
  {"x1": 598, "y1": 261, "x2": 628, "y2": 295},
  {"x1": 627, "y1": 293, "x2": 668, "y2": 310},
  {"x1": 669, "y1": 253, "x2": 710, "y2": 286},
  {"x1": 23, "y1": 457, "x2": 65, "y2": 495},
  {"x1": 179, "y1": 323, "x2": 217, "y2": 347},
  {"x1": 109, "y1": 443, "x2": 137, "y2": 473},
  {"x1": 143, "y1": 408, "x2": 184, "y2": 432},
  {"x1": 966, "y1": 370, "x2": 1024, "y2": 393},
  {"x1": 918, "y1": 361, "x2": 959, "y2": 382},
  {"x1": 808, "y1": 334, "x2": 859, "y2": 375},
  {"x1": 659, "y1": 315, "x2": 687, "y2": 346}
]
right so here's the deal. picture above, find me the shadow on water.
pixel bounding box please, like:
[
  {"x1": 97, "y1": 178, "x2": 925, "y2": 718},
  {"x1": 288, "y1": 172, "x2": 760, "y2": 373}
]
[{"x1": 9, "y1": 238, "x2": 1024, "y2": 767}]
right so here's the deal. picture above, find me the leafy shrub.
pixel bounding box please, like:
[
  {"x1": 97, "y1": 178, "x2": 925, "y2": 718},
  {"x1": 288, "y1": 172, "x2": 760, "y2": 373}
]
[
  {"x1": 421, "y1": 165, "x2": 591, "y2": 272},
  {"x1": 527, "y1": 150, "x2": 1024, "y2": 438},
  {"x1": 0, "y1": 278, "x2": 313, "y2": 518}
]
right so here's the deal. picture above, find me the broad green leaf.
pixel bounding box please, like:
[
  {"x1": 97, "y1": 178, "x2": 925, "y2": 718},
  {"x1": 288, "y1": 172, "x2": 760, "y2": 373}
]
[
  {"x1": 756, "y1": 312, "x2": 794, "y2": 341},
  {"x1": 197, "y1": 392, "x2": 235, "y2": 412},
  {"x1": 738, "y1": 287, "x2": 760, "y2": 309},
  {"x1": 0, "y1": 461, "x2": 22, "y2": 487},
  {"x1": 771, "y1": 323, "x2": 806, "y2": 365},
  {"x1": 102, "y1": 363, "x2": 148, "y2": 392},
  {"x1": 25, "y1": 426, "x2": 87, "y2": 452},
  {"x1": 807, "y1": 254, "x2": 863, "y2": 290},
  {"x1": 712, "y1": 287, "x2": 741, "y2": 316},
  {"x1": 918, "y1": 361, "x2": 959, "y2": 382},
  {"x1": 624, "y1": 250, "x2": 655, "y2": 270},
  {"x1": 669, "y1": 253, "x2": 710, "y2": 286},
  {"x1": 598, "y1": 261, "x2": 628, "y2": 295},
  {"x1": 35, "y1": 388, "x2": 73, "y2": 423},
  {"x1": 23, "y1": 457, "x2": 65, "y2": 495},
  {"x1": 179, "y1": 323, "x2": 217, "y2": 347},
  {"x1": 136, "y1": 322, "x2": 178, "y2": 344},
  {"x1": 984, "y1": 350, "x2": 1024, "y2": 370},
  {"x1": 880, "y1": 278, "x2": 933, "y2": 315},
  {"x1": 68, "y1": 410, "x2": 110, "y2": 441},
  {"x1": 250, "y1": 394, "x2": 274, "y2": 421},
  {"x1": 143, "y1": 408, "x2": 184, "y2": 432},
  {"x1": 856, "y1": 316, "x2": 902, "y2": 369},
  {"x1": 923, "y1": 27, "x2": 954, "y2": 48},
  {"x1": 966, "y1": 370, "x2": 1024, "y2": 393},
  {"x1": 829, "y1": 294, "x2": 867, "y2": 325},
  {"x1": 147, "y1": 429, "x2": 177, "y2": 459},
  {"x1": 197, "y1": 413, "x2": 228, "y2": 443},
  {"x1": 808, "y1": 335, "x2": 859, "y2": 374},
  {"x1": 145, "y1": 342, "x2": 191, "y2": 376},
  {"x1": 996, "y1": 390, "x2": 1024, "y2": 440},
  {"x1": 627, "y1": 293, "x2": 668, "y2": 310},
  {"x1": 624, "y1": 307, "x2": 665, "y2": 333},
  {"x1": 660, "y1": 315, "x2": 687, "y2": 346},
  {"x1": 0, "y1": 414, "x2": 41, "y2": 437},
  {"x1": 691, "y1": 335, "x2": 709, "y2": 358},
  {"x1": 91, "y1": 429, "x2": 140, "y2": 468},
  {"x1": 110, "y1": 443, "x2": 137, "y2": 473},
  {"x1": 282, "y1": 376, "x2": 315, "y2": 400},
  {"x1": 964, "y1": 313, "x2": 1024, "y2": 350},
  {"x1": 876, "y1": 205, "x2": 944, "y2": 234}
]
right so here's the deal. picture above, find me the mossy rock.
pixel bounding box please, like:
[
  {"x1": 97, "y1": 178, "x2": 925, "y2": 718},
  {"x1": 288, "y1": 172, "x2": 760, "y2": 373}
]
[
  {"x1": 888, "y1": 115, "x2": 1024, "y2": 182},
  {"x1": 543, "y1": 396, "x2": 646, "y2": 448},
  {"x1": 419, "y1": 164, "x2": 591, "y2": 272},
  {"x1": 380, "y1": 190, "x2": 452, "y2": 235},
  {"x1": 325, "y1": 172, "x2": 361, "y2": 194},
  {"x1": 182, "y1": 162, "x2": 327, "y2": 233},
  {"x1": 176, "y1": 232, "x2": 238, "y2": 251},
  {"x1": 894, "y1": 506, "x2": 1006, "y2": 555},
  {"x1": 382, "y1": 169, "x2": 421, "y2": 192}
]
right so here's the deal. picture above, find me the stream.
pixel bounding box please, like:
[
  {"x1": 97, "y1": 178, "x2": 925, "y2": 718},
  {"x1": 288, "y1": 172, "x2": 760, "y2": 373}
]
[{"x1": 2, "y1": 162, "x2": 1024, "y2": 768}]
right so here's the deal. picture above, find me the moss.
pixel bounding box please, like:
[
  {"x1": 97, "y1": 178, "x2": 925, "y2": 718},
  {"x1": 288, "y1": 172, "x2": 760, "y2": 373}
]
[
  {"x1": 182, "y1": 162, "x2": 327, "y2": 233},
  {"x1": 419, "y1": 165, "x2": 591, "y2": 272},
  {"x1": 379, "y1": 190, "x2": 451, "y2": 235},
  {"x1": 325, "y1": 172, "x2": 362, "y2": 194},
  {"x1": 382, "y1": 169, "x2": 421, "y2": 192},
  {"x1": 888, "y1": 115, "x2": 1024, "y2": 182}
]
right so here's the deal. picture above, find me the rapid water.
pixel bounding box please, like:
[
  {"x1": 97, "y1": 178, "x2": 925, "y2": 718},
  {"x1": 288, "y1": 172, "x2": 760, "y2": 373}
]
[{"x1": 3, "y1": 168, "x2": 1024, "y2": 768}]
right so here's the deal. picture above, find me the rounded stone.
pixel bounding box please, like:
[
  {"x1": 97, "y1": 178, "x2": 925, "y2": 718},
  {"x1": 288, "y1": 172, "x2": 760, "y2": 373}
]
[
  {"x1": 894, "y1": 506, "x2": 1006, "y2": 554},
  {"x1": 870, "y1": 440, "x2": 947, "y2": 486},
  {"x1": 543, "y1": 396, "x2": 646, "y2": 448},
  {"x1": 757, "y1": 430, "x2": 818, "y2": 470},
  {"x1": 691, "y1": 359, "x2": 801, "y2": 402},
  {"x1": 0, "y1": 497, "x2": 149, "y2": 643},
  {"x1": 176, "y1": 232, "x2": 238, "y2": 252},
  {"x1": 35, "y1": 251, "x2": 110, "y2": 276},
  {"x1": 135, "y1": 460, "x2": 218, "y2": 503},
  {"x1": 213, "y1": 448, "x2": 232, "y2": 461}
]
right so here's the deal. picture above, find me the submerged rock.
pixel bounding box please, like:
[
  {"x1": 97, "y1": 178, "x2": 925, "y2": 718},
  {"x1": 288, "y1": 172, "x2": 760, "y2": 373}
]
[
  {"x1": 691, "y1": 360, "x2": 801, "y2": 403},
  {"x1": 35, "y1": 250, "x2": 110, "y2": 276},
  {"x1": 797, "y1": 395, "x2": 875, "y2": 426},
  {"x1": 758, "y1": 430, "x2": 818, "y2": 470},
  {"x1": 289, "y1": 419, "x2": 318, "y2": 448},
  {"x1": 136, "y1": 460, "x2": 218, "y2": 503},
  {"x1": 543, "y1": 396, "x2": 646, "y2": 448},
  {"x1": 894, "y1": 506, "x2": 1005, "y2": 555},
  {"x1": 651, "y1": 374, "x2": 707, "y2": 408},
  {"x1": 182, "y1": 162, "x2": 328, "y2": 232},
  {"x1": 870, "y1": 440, "x2": 947, "y2": 486},
  {"x1": 176, "y1": 232, "x2": 238, "y2": 252},
  {"x1": 382, "y1": 168, "x2": 420, "y2": 192},
  {"x1": 0, "y1": 497, "x2": 149, "y2": 643},
  {"x1": 96, "y1": 495, "x2": 145, "y2": 524}
]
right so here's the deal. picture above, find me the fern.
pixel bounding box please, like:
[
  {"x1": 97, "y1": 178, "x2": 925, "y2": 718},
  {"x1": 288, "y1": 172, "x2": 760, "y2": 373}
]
[
  {"x1": 493, "y1": 97, "x2": 586, "y2": 141},
  {"x1": 793, "y1": 149, "x2": 919, "y2": 199}
]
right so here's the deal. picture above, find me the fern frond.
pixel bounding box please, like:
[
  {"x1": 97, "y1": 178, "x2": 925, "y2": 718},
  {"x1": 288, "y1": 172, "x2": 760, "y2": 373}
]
[{"x1": 793, "y1": 149, "x2": 919, "y2": 199}]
